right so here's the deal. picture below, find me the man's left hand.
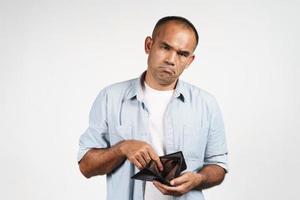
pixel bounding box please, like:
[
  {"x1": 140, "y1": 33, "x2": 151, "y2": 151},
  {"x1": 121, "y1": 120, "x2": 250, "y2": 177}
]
[{"x1": 153, "y1": 172, "x2": 206, "y2": 196}]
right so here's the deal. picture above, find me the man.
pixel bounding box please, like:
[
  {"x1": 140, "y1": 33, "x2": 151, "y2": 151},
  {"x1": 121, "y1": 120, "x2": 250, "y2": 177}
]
[{"x1": 78, "y1": 16, "x2": 228, "y2": 200}]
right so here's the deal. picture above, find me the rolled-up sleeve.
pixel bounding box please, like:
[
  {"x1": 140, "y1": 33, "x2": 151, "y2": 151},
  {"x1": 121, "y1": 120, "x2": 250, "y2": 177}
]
[
  {"x1": 77, "y1": 89, "x2": 110, "y2": 162},
  {"x1": 204, "y1": 97, "x2": 229, "y2": 172}
]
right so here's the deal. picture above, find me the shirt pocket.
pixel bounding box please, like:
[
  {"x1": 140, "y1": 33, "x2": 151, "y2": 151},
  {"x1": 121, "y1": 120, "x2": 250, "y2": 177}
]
[
  {"x1": 182, "y1": 124, "x2": 208, "y2": 160},
  {"x1": 110, "y1": 124, "x2": 132, "y2": 145}
]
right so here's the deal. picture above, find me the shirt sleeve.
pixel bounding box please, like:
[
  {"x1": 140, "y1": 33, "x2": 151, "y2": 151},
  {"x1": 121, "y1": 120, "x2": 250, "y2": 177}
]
[
  {"x1": 204, "y1": 97, "x2": 229, "y2": 172},
  {"x1": 77, "y1": 89, "x2": 110, "y2": 162}
]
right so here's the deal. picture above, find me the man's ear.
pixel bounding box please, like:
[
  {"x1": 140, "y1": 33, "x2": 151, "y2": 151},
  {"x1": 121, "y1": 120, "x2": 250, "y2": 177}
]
[
  {"x1": 144, "y1": 36, "x2": 153, "y2": 54},
  {"x1": 184, "y1": 55, "x2": 195, "y2": 69}
]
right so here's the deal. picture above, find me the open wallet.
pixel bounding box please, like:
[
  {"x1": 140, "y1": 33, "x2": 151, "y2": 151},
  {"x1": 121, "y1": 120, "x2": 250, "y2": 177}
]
[{"x1": 131, "y1": 151, "x2": 187, "y2": 186}]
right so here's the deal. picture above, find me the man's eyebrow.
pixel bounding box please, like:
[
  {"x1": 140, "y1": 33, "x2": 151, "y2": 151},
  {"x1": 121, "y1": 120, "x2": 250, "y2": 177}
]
[
  {"x1": 161, "y1": 42, "x2": 172, "y2": 48},
  {"x1": 161, "y1": 41, "x2": 191, "y2": 56}
]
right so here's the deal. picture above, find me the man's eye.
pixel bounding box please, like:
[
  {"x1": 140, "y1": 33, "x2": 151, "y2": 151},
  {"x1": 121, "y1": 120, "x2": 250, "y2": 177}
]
[
  {"x1": 178, "y1": 52, "x2": 188, "y2": 57},
  {"x1": 162, "y1": 45, "x2": 170, "y2": 50}
]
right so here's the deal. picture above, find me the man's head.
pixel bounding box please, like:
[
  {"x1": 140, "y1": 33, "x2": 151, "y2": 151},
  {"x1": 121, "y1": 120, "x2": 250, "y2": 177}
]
[
  {"x1": 152, "y1": 16, "x2": 199, "y2": 49},
  {"x1": 145, "y1": 16, "x2": 198, "y2": 90}
]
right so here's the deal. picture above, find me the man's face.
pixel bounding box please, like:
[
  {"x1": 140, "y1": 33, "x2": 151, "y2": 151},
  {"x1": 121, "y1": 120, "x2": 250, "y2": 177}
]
[{"x1": 145, "y1": 22, "x2": 196, "y2": 88}]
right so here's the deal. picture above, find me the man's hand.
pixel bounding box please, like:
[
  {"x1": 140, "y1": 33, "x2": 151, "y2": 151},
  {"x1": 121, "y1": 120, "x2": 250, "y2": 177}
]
[
  {"x1": 153, "y1": 172, "x2": 206, "y2": 196},
  {"x1": 119, "y1": 140, "x2": 163, "y2": 171}
]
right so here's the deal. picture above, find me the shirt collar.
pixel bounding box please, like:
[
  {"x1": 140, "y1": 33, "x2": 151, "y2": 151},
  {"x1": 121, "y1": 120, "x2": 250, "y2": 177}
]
[{"x1": 126, "y1": 70, "x2": 187, "y2": 103}]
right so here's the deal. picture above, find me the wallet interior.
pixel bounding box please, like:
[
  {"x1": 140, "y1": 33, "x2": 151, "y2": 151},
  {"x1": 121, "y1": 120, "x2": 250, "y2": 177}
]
[{"x1": 131, "y1": 151, "x2": 186, "y2": 185}]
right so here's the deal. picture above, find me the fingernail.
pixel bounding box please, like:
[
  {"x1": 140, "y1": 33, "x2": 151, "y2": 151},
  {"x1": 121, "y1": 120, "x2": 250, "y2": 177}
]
[{"x1": 170, "y1": 181, "x2": 174, "y2": 185}]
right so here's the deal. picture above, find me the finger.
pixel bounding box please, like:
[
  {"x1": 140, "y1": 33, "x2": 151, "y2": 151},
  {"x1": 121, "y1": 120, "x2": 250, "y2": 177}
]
[
  {"x1": 154, "y1": 180, "x2": 178, "y2": 192},
  {"x1": 148, "y1": 150, "x2": 163, "y2": 171},
  {"x1": 153, "y1": 181, "x2": 183, "y2": 196},
  {"x1": 170, "y1": 173, "x2": 189, "y2": 186},
  {"x1": 153, "y1": 181, "x2": 169, "y2": 195},
  {"x1": 131, "y1": 159, "x2": 143, "y2": 170},
  {"x1": 128, "y1": 156, "x2": 144, "y2": 169},
  {"x1": 176, "y1": 181, "x2": 192, "y2": 194},
  {"x1": 142, "y1": 151, "x2": 151, "y2": 164},
  {"x1": 135, "y1": 154, "x2": 147, "y2": 168}
]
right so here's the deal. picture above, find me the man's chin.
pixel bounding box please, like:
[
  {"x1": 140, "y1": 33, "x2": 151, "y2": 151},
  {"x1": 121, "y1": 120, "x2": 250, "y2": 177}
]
[{"x1": 157, "y1": 78, "x2": 176, "y2": 87}]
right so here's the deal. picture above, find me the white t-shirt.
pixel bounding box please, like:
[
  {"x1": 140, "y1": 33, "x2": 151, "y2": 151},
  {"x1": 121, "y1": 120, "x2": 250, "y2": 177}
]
[{"x1": 143, "y1": 82, "x2": 174, "y2": 200}]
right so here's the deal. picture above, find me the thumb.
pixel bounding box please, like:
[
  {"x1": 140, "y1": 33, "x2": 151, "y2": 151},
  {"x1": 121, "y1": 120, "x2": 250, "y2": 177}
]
[{"x1": 170, "y1": 173, "x2": 189, "y2": 186}]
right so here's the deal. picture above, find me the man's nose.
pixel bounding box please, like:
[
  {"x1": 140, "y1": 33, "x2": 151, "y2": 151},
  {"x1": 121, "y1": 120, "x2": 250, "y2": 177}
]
[{"x1": 164, "y1": 51, "x2": 176, "y2": 66}]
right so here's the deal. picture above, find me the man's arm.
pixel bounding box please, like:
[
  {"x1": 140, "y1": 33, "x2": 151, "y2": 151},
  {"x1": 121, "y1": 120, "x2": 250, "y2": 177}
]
[
  {"x1": 79, "y1": 142, "x2": 125, "y2": 178},
  {"x1": 79, "y1": 140, "x2": 163, "y2": 178},
  {"x1": 195, "y1": 164, "x2": 226, "y2": 189}
]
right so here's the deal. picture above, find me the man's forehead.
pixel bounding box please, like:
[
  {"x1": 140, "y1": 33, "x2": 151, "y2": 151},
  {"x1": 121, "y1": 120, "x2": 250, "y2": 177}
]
[
  {"x1": 155, "y1": 21, "x2": 191, "y2": 35},
  {"x1": 154, "y1": 21, "x2": 197, "y2": 50}
]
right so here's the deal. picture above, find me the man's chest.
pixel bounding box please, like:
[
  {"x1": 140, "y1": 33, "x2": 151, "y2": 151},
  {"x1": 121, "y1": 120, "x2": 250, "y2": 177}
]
[{"x1": 107, "y1": 98, "x2": 209, "y2": 168}]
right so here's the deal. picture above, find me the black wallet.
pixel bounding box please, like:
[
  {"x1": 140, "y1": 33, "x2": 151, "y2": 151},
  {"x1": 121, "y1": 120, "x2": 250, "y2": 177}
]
[{"x1": 131, "y1": 151, "x2": 187, "y2": 186}]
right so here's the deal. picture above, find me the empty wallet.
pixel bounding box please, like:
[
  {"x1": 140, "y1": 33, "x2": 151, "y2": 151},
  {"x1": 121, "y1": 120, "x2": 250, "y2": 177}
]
[{"x1": 131, "y1": 151, "x2": 187, "y2": 186}]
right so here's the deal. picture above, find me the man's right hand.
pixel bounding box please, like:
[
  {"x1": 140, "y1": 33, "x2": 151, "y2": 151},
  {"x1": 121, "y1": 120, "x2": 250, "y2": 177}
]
[{"x1": 119, "y1": 140, "x2": 163, "y2": 171}]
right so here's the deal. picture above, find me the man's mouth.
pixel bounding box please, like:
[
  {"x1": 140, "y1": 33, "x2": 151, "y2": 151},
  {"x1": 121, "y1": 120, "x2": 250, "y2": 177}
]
[{"x1": 159, "y1": 67, "x2": 174, "y2": 75}]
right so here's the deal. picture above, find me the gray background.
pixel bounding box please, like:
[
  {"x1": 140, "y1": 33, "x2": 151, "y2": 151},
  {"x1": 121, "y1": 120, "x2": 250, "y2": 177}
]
[{"x1": 1, "y1": 0, "x2": 299, "y2": 199}]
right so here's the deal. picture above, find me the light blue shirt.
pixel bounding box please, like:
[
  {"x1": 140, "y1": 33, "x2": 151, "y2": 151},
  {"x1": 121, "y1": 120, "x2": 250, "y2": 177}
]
[{"x1": 78, "y1": 71, "x2": 228, "y2": 200}]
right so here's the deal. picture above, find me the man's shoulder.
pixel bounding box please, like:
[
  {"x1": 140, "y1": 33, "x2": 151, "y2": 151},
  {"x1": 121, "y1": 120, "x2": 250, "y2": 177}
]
[
  {"x1": 105, "y1": 78, "x2": 137, "y2": 90},
  {"x1": 98, "y1": 77, "x2": 138, "y2": 98},
  {"x1": 179, "y1": 80, "x2": 217, "y2": 103}
]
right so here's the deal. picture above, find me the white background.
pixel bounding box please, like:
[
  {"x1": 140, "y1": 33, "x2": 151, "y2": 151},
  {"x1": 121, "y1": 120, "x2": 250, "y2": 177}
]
[{"x1": 1, "y1": 0, "x2": 300, "y2": 199}]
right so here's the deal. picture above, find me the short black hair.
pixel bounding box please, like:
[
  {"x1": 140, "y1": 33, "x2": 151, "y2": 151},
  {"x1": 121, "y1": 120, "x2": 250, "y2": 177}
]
[{"x1": 152, "y1": 16, "x2": 199, "y2": 47}]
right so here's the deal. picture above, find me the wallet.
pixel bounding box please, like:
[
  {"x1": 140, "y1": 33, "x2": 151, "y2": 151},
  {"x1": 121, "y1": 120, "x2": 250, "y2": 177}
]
[{"x1": 131, "y1": 151, "x2": 187, "y2": 186}]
